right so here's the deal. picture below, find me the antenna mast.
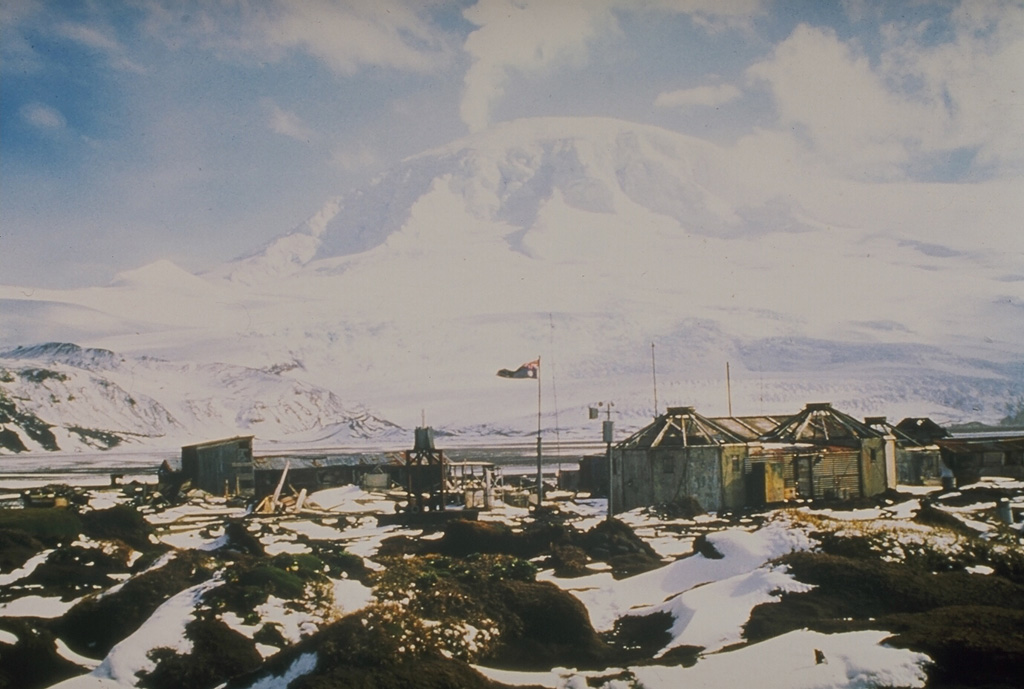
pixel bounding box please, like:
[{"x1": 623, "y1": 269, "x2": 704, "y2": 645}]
[{"x1": 651, "y1": 342, "x2": 659, "y2": 418}]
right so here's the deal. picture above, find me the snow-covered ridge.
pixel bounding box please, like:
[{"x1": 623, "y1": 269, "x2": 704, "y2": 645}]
[{"x1": 0, "y1": 343, "x2": 403, "y2": 454}]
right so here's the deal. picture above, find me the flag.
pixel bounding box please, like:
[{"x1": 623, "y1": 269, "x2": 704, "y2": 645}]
[{"x1": 497, "y1": 359, "x2": 539, "y2": 379}]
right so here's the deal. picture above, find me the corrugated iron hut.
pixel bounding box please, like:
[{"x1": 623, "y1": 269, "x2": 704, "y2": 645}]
[
  {"x1": 751, "y1": 403, "x2": 890, "y2": 501},
  {"x1": 180, "y1": 436, "x2": 254, "y2": 496},
  {"x1": 612, "y1": 406, "x2": 750, "y2": 513}
]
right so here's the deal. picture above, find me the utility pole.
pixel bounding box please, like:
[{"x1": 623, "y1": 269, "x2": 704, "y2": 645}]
[{"x1": 589, "y1": 401, "x2": 615, "y2": 520}]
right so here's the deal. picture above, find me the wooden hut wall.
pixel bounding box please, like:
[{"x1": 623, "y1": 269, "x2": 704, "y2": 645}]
[
  {"x1": 617, "y1": 446, "x2": 724, "y2": 513},
  {"x1": 861, "y1": 438, "x2": 888, "y2": 496},
  {"x1": 720, "y1": 445, "x2": 748, "y2": 510},
  {"x1": 182, "y1": 438, "x2": 253, "y2": 496}
]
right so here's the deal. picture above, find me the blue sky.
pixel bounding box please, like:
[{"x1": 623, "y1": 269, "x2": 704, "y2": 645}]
[{"x1": 2, "y1": 0, "x2": 1022, "y2": 288}]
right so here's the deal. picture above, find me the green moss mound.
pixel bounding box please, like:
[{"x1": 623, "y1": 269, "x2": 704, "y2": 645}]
[
  {"x1": 81, "y1": 504, "x2": 156, "y2": 552},
  {"x1": 225, "y1": 608, "x2": 504, "y2": 689},
  {"x1": 0, "y1": 528, "x2": 45, "y2": 572},
  {"x1": 374, "y1": 552, "x2": 610, "y2": 669},
  {"x1": 0, "y1": 508, "x2": 81, "y2": 545},
  {"x1": 205, "y1": 552, "x2": 331, "y2": 624}
]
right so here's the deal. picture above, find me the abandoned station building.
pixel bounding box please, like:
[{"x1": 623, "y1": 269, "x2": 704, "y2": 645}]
[
  {"x1": 175, "y1": 435, "x2": 255, "y2": 496},
  {"x1": 166, "y1": 435, "x2": 404, "y2": 499},
  {"x1": 612, "y1": 403, "x2": 895, "y2": 513},
  {"x1": 611, "y1": 401, "x2": 1024, "y2": 513}
]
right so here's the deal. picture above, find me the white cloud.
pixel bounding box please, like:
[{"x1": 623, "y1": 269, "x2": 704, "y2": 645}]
[
  {"x1": 20, "y1": 102, "x2": 65, "y2": 130},
  {"x1": 266, "y1": 102, "x2": 315, "y2": 142},
  {"x1": 141, "y1": 0, "x2": 451, "y2": 75},
  {"x1": 55, "y1": 20, "x2": 146, "y2": 73},
  {"x1": 56, "y1": 21, "x2": 120, "y2": 52},
  {"x1": 881, "y1": 1, "x2": 1024, "y2": 175},
  {"x1": 747, "y1": 24, "x2": 950, "y2": 179},
  {"x1": 655, "y1": 83, "x2": 742, "y2": 109},
  {"x1": 257, "y1": 0, "x2": 450, "y2": 74},
  {"x1": 747, "y1": 3, "x2": 1024, "y2": 180},
  {"x1": 460, "y1": 0, "x2": 618, "y2": 132},
  {"x1": 458, "y1": 0, "x2": 768, "y2": 132}
]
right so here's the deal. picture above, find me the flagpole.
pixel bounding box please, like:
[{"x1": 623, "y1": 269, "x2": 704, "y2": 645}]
[{"x1": 536, "y1": 355, "x2": 543, "y2": 509}]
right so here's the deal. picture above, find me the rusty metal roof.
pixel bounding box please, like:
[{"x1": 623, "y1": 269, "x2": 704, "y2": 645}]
[
  {"x1": 618, "y1": 406, "x2": 747, "y2": 448},
  {"x1": 937, "y1": 434, "x2": 1024, "y2": 454},
  {"x1": 758, "y1": 402, "x2": 881, "y2": 445},
  {"x1": 708, "y1": 415, "x2": 787, "y2": 442}
]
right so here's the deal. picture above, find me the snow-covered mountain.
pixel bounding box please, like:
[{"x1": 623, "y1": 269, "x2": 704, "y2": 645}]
[{"x1": 1, "y1": 117, "x2": 1021, "y2": 451}]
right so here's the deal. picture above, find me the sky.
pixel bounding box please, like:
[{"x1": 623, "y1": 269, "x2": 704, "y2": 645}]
[{"x1": 2, "y1": 0, "x2": 1022, "y2": 289}]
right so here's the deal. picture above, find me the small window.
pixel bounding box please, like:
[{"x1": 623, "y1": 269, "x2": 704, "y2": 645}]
[{"x1": 662, "y1": 457, "x2": 675, "y2": 473}]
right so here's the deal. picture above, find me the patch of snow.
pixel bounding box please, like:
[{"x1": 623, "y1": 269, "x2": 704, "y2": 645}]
[
  {"x1": 261, "y1": 539, "x2": 311, "y2": 556},
  {"x1": 472, "y1": 665, "x2": 618, "y2": 689},
  {"x1": 238, "y1": 652, "x2": 318, "y2": 689},
  {"x1": 630, "y1": 629, "x2": 929, "y2": 689},
  {"x1": 551, "y1": 516, "x2": 813, "y2": 631},
  {"x1": 0, "y1": 594, "x2": 78, "y2": 618},
  {"x1": 275, "y1": 518, "x2": 347, "y2": 541},
  {"x1": 802, "y1": 506, "x2": 886, "y2": 521},
  {"x1": 332, "y1": 577, "x2": 373, "y2": 615},
  {"x1": 93, "y1": 578, "x2": 221, "y2": 684},
  {"x1": 55, "y1": 638, "x2": 102, "y2": 669},
  {"x1": 0, "y1": 548, "x2": 53, "y2": 586},
  {"x1": 307, "y1": 485, "x2": 394, "y2": 513},
  {"x1": 256, "y1": 595, "x2": 321, "y2": 644},
  {"x1": 635, "y1": 565, "x2": 815, "y2": 656}
]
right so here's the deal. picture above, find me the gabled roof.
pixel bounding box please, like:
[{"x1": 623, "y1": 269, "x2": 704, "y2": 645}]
[
  {"x1": 759, "y1": 403, "x2": 881, "y2": 446},
  {"x1": 618, "y1": 406, "x2": 747, "y2": 449}
]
